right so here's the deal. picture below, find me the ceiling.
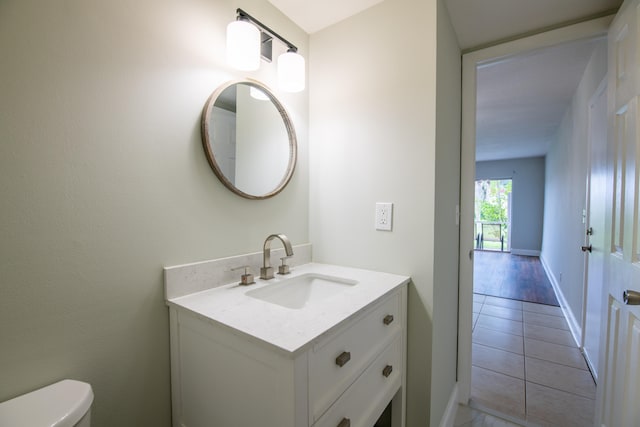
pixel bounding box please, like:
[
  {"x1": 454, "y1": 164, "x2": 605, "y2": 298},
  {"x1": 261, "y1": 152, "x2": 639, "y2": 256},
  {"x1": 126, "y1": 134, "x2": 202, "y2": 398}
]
[
  {"x1": 267, "y1": 0, "x2": 384, "y2": 34},
  {"x1": 268, "y1": 0, "x2": 620, "y2": 43},
  {"x1": 475, "y1": 38, "x2": 604, "y2": 162},
  {"x1": 445, "y1": 0, "x2": 620, "y2": 51},
  {"x1": 267, "y1": 0, "x2": 622, "y2": 162},
  {"x1": 446, "y1": 0, "x2": 620, "y2": 161}
]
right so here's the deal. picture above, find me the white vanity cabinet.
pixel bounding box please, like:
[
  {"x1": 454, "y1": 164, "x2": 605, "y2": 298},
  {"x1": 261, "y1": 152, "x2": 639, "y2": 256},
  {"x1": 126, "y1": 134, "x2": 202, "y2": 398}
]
[{"x1": 168, "y1": 282, "x2": 407, "y2": 427}]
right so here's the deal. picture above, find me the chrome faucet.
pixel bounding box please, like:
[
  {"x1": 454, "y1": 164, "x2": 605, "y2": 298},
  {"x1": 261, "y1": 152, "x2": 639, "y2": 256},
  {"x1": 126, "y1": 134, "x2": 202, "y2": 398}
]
[{"x1": 260, "y1": 234, "x2": 294, "y2": 280}]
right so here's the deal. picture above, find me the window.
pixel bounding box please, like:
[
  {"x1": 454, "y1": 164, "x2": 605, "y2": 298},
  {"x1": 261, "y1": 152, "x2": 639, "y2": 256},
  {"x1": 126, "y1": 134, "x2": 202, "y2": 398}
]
[{"x1": 474, "y1": 179, "x2": 512, "y2": 251}]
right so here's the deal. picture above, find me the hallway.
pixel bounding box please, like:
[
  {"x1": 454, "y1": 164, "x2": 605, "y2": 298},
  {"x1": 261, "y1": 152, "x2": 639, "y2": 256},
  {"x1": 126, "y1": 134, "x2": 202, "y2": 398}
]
[{"x1": 470, "y1": 294, "x2": 596, "y2": 426}]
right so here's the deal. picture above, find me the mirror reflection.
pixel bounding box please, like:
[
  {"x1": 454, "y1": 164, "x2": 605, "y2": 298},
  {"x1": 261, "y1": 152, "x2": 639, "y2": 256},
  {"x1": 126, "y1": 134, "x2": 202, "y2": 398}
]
[{"x1": 201, "y1": 81, "x2": 297, "y2": 199}]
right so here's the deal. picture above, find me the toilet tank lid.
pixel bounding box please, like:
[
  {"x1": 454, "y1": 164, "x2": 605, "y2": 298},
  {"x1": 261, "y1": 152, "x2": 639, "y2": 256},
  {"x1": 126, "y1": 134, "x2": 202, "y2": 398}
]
[{"x1": 0, "y1": 379, "x2": 93, "y2": 427}]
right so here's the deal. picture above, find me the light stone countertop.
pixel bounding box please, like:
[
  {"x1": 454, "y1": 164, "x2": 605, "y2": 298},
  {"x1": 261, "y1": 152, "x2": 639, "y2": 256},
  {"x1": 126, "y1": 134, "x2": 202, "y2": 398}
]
[{"x1": 166, "y1": 262, "x2": 410, "y2": 356}]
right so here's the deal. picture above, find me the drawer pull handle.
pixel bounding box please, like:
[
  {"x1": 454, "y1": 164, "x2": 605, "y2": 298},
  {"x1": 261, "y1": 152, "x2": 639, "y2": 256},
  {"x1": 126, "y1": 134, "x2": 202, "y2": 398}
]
[
  {"x1": 337, "y1": 418, "x2": 351, "y2": 427},
  {"x1": 335, "y1": 351, "x2": 351, "y2": 367},
  {"x1": 383, "y1": 314, "x2": 394, "y2": 325},
  {"x1": 382, "y1": 364, "x2": 393, "y2": 377}
]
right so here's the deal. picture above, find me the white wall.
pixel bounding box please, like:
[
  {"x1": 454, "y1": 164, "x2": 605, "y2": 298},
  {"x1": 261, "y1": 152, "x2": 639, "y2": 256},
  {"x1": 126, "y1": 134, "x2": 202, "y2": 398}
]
[
  {"x1": 542, "y1": 40, "x2": 606, "y2": 327},
  {"x1": 476, "y1": 157, "x2": 546, "y2": 254},
  {"x1": 309, "y1": 0, "x2": 461, "y2": 424},
  {"x1": 0, "y1": 0, "x2": 308, "y2": 426},
  {"x1": 431, "y1": 0, "x2": 462, "y2": 423}
]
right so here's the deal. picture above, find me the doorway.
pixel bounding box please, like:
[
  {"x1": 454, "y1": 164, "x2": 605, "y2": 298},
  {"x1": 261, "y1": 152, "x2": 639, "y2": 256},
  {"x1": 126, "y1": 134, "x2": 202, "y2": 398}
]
[{"x1": 457, "y1": 17, "x2": 612, "y2": 425}]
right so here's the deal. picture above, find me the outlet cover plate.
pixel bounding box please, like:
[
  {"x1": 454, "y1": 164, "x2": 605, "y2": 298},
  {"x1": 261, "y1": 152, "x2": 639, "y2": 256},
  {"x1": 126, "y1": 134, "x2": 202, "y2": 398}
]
[{"x1": 375, "y1": 202, "x2": 393, "y2": 231}]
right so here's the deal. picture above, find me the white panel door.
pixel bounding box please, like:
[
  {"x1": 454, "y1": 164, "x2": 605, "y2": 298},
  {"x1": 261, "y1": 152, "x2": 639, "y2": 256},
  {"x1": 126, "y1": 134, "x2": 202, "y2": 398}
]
[
  {"x1": 583, "y1": 79, "x2": 607, "y2": 381},
  {"x1": 599, "y1": 1, "x2": 640, "y2": 425}
]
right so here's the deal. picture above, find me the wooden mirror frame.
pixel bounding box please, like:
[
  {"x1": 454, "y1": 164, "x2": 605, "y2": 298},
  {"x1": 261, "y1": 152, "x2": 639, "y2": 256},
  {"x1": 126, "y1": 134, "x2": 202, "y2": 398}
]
[{"x1": 201, "y1": 79, "x2": 297, "y2": 199}]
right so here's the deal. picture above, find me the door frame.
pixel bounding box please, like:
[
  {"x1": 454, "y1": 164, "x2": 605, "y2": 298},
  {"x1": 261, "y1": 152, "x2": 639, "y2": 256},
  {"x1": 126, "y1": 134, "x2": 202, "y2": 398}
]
[{"x1": 457, "y1": 17, "x2": 613, "y2": 404}]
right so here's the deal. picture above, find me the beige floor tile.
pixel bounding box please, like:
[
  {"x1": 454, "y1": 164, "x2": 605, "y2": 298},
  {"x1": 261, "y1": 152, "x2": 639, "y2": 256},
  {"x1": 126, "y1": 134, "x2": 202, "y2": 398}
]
[
  {"x1": 523, "y1": 323, "x2": 576, "y2": 347},
  {"x1": 480, "y1": 304, "x2": 523, "y2": 322},
  {"x1": 483, "y1": 296, "x2": 523, "y2": 310},
  {"x1": 471, "y1": 366, "x2": 525, "y2": 419},
  {"x1": 476, "y1": 314, "x2": 523, "y2": 336},
  {"x1": 474, "y1": 302, "x2": 483, "y2": 313},
  {"x1": 473, "y1": 326, "x2": 524, "y2": 354},
  {"x1": 522, "y1": 301, "x2": 563, "y2": 317},
  {"x1": 474, "y1": 294, "x2": 486, "y2": 303},
  {"x1": 454, "y1": 404, "x2": 524, "y2": 427},
  {"x1": 470, "y1": 282, "x2": 593, "y2": 425},
  {"x1": 524, "y1": 338, "x2": 588, "y2": 370},
  {"x1": 526, "y1": 382, "x2": 595, "y2": 427},
  {"x1": 523, "y1": 310, "x2": 569, "y2": 330},
  {"x1": 473, "y1": 343, "x2": 524, "y2": 379},
  {"x1": 454, "y1": 404, "x2": 478, "y2": 426},
  {"x1": 525, "y1": 357, "x2": 596, "y2": 399}
]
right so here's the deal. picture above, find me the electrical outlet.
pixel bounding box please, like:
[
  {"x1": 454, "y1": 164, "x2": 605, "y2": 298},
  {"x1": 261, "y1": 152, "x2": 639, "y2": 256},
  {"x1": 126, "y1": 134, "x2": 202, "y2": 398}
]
[{"x1": 375, "y1": 202, "x2": 393, "y2": 231}]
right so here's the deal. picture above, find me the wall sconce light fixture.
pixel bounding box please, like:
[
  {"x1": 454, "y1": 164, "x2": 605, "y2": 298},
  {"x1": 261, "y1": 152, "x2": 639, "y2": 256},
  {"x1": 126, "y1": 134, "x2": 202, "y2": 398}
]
[
  {"x1": 226, "y1": 19, "x2": 260, "y2": 71},
  {"x1": 226, "y1": 8, "x2": 305, "y2": 93}
]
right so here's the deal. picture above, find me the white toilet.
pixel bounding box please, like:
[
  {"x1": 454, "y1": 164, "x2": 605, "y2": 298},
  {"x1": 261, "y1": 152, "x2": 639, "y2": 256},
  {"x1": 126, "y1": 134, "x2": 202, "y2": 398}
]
[{"x1": 0, "y1": 379, "x2": 93, "y2": 427}]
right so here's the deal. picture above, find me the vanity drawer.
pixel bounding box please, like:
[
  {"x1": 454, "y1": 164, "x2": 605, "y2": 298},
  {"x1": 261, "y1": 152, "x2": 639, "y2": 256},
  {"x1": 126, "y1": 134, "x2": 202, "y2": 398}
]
[
  {"x1": 308, "y1": 291, "x2": 401, "y2": 424},
  {"x1": 313, "y1": 333, "x2": 403, "y2": 427}
]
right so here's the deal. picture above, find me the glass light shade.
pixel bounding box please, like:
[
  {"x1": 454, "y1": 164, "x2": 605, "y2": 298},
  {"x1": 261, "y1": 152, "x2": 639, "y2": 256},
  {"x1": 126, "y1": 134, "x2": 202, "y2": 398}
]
[
  {"x1": 278, "y1": 51, "x2": 305, "y2": 93},
  {"x1": 250, "y1": 86, "x2": 269, "y2": 101},
  {"x1": 226, "y1": 20, "x2": 260, "y2": 71}
]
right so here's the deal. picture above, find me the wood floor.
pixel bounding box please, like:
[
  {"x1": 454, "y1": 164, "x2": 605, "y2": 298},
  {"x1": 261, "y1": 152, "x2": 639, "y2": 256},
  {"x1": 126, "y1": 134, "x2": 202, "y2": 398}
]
[{"x1": 473, "y1": 251, "x2": 559, "y2": 306}]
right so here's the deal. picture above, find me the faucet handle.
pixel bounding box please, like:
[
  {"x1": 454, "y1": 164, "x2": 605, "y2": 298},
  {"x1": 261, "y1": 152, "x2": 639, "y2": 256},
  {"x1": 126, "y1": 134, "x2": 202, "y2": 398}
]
[
  {"x1": 231, "y1": 265, "x2": 255, "y2": 286},
  {"x1": 278, "y1": 256, "x2": 292, "y2": 275}
]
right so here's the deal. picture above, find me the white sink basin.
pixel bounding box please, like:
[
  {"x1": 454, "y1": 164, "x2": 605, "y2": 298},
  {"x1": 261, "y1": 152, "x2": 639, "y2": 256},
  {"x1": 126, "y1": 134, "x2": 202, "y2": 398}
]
[{"x1": 246, "y1": 273, "x2": 358, "y2": 309}]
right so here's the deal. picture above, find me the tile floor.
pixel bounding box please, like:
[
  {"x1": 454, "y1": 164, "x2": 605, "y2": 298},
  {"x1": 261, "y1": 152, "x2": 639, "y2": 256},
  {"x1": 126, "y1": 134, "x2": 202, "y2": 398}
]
[
  {"x1": 469, "y1": 293, "x2": 596, "y2": 427},
  {"x1": 454, "y1": 404, "x2": 523, "y2": 427}
]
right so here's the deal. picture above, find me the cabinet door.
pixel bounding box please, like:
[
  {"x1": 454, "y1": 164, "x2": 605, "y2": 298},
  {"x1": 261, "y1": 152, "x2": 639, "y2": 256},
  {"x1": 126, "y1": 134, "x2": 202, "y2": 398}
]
[{"x1": 170, "y1": 310, "x2": 301, "y2": 427}]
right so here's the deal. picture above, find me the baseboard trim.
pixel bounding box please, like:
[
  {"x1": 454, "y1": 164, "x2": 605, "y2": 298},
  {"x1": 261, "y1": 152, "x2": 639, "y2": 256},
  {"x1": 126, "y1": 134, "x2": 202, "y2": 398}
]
[
  {"x1": 511, "y1": 248, "x2": 541, "y2": 256},
  {"x1": 439, "y1": 383, "x2": 459, "y2": 427},
  {"x1": 539, "y1": 255, "x2": 582, "y2": 347}
]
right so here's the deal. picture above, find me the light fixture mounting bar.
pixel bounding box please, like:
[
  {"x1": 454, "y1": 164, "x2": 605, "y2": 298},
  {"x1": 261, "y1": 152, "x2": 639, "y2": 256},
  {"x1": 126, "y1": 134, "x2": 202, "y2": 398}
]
[{"x1": 236, "y1": 8, "x2": 298, "y2": 53}]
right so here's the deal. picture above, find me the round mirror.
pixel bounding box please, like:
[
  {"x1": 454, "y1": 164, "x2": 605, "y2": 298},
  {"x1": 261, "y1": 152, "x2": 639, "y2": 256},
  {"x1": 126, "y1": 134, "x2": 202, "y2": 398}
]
[{"x1": 201, "y1": 80, "x2": 297, "y2": 199}]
